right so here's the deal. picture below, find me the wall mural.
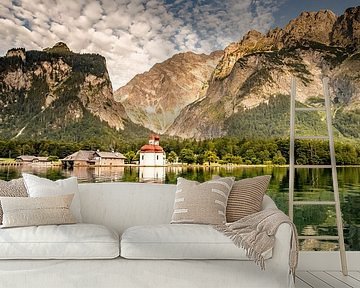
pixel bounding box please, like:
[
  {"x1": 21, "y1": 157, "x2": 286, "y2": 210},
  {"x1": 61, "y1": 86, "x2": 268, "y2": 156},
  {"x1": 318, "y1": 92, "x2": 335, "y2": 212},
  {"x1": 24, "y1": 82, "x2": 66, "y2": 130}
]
[{"x1": 0, "y1": 1, "x2": 359, "y2": 251}]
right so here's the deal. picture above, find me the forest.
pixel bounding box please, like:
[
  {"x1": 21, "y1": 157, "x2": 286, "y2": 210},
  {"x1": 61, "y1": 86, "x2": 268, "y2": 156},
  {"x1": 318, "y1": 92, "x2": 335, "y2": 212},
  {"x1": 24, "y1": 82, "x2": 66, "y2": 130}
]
[{"x1": 0, "y1": 137, "x2": 359, "y2": 165}]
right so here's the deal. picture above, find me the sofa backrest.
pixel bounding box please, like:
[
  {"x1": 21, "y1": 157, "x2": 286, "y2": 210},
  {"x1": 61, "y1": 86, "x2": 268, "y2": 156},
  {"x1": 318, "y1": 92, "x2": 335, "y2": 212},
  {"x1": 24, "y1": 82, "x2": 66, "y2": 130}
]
[
  {"x1": 78, "y1": 182, "x2": 176, "y2": 235},
  {"x1": 78, "y1": 182, "x2": 277, "y2": 235}
]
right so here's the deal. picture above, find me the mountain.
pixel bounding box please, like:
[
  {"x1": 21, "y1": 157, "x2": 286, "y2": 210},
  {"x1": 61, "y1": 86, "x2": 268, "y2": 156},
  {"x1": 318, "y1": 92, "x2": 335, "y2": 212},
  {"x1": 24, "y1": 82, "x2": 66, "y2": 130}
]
[
  {"x1": 166, "y1": 7, "x2": 360, "y2": 139},
  {"x1": 1, "y1": 7, "x2": 359, "y2": 143},
  {"x1": 114, "y1": 7, "x2": 360, "y2": 140},
  {"x1": 114, "y1": 51, "x2": 222, "y2": 134},
  {"x1": 0, "y1": 42, "x2": 149, "y2": 142}
]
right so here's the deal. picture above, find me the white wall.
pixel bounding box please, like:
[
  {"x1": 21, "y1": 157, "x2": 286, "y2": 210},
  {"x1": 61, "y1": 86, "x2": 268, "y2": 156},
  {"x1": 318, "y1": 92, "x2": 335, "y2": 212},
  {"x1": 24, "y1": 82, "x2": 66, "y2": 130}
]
[{"x1": 139, "y1": 152, "x2": 165, "y2": 166}]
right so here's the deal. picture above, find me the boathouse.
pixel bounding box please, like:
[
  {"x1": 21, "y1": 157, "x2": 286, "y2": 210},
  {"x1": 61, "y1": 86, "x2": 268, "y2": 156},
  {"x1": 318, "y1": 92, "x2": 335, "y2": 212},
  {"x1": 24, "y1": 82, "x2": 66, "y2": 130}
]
[{"x1": 62, "y1": 150, "x2": 126, "y2": 167}]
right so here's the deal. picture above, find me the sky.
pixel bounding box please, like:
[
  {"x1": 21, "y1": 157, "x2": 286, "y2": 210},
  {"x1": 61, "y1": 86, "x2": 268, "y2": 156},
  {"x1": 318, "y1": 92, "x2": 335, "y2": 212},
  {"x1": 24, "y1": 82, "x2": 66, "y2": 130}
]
[{"x1": 0, "y1": 0, "x2": 358, "y2": 90}]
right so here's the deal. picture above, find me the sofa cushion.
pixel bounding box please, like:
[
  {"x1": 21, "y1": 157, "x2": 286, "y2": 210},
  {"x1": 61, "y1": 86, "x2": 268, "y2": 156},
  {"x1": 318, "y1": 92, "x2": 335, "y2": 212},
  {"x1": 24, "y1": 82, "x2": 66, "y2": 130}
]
[
  {"x1": 121, "y1": 224, "x2": 272, "y2": 260},
  {"x1": 22, "y1": 173, "x2": 82, "y2": 222},
  {"x1": 171, "y1": 177, "x2": 234, "y2": 225},
  {"x1": 0, "y1": 194, "x2": 76, "y2": 228},
  {"x1": 0, "y1": 178, "x2": 28, "y2": 224},
  {"x1": 0, "y1": 224, "x2": 119, "y2": 259},
  {"x1": 227, "y1": 175, "x2": 272, "y2": 222}
]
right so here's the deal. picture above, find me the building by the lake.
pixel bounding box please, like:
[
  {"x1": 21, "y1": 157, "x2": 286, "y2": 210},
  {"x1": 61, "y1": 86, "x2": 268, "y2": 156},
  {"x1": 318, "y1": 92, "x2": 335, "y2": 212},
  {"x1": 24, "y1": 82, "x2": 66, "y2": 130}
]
[
  {"x1": 139, "y1": 135, "x2": 166, "y2": 166},
  {"x1": 62, "y1": 150, "x2": 126, "y2": 168},
  {"x1": 94, "y1": 151, "x2": 126, "y2": 166},
  {"x1": 16, "y1": 155, "x2": 49, "y2": 163}
]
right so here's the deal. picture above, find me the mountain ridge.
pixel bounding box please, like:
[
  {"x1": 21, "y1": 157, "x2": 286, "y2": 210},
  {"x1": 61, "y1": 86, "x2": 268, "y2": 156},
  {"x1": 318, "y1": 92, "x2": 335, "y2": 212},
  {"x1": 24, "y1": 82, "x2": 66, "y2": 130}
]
[
  {"x1": 114, "y1": 50, "x2": 223, "y2": 134},
  {"x1": 1, "y1": 6, "x2": 359, "y2": 143},
  {"x1": 0, "y1": 43, "x2": 149, "y2": 143},
  {"x1": 114, "y1": 6, "x2": 360, "y2": 140}
]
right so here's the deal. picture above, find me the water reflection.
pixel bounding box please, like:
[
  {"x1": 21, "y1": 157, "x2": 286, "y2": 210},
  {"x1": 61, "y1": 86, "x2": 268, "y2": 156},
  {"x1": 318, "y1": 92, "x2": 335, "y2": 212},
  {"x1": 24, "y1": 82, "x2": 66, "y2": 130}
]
[
  {"x1": 71, "y1": 166, "x2": 126, "y2": 183},
  {"x1": 139, "y1": 166, "x2": 165, "y2": 183}
]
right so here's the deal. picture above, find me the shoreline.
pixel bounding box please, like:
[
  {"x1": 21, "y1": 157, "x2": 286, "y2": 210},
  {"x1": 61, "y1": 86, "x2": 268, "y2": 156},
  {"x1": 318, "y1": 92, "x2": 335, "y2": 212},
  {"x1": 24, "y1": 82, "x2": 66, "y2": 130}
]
[{"x1": 1, "y1": 162, "x2": 360, "y2": 168}]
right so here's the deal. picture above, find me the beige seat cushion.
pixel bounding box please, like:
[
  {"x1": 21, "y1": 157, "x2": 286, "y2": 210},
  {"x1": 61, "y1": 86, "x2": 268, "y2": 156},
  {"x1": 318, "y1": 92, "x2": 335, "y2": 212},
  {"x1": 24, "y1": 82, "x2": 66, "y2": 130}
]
[
  {"x1": 227, "y1": 175, "x2": 271, "y2": 222},
  {"x1": 0, "y1": 194, "x2": 76, "y2": 228},
  {"x1": 0, "y1": 223, "x2": 119, "y2": 259},
  {"x1": 0, "y1": 178, "x2": 28, "y2": 224},
  {"x1": 121, "y1": 224, "x2": 272, "y2": 260},
  {"x1": 171, "y1": 177, "x2": 234, "y2": 225}
]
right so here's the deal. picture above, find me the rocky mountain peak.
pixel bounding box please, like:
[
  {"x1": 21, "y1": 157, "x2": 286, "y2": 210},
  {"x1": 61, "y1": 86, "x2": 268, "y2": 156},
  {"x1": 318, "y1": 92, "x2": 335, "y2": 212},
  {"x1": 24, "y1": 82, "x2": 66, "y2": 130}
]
[
  {"x1": 114, "y1": 50, "x2": 223, "y2": 134},
  {"x1": 213, "y1": 8, "x2": 359, "y2": 80},
  {"x1": 331, "y1": 6, "x2": 360, "y2": 47},
  {"x1": 243, "y1": 30, "x2": 264, "y2": 42},
  {"x1": 282, "y1": 10, "x2": 337, "y2": 45},
  {"x1": 44, "y1": 42, "x2": 71, "y2": 53},
  {"x1": 5, "y1": 48, "x2": 26, "y2": 61},
  {"x1": 0, "y1": 45, "x2": 129, "y2": 140},
  {"x1": 214, "y1": 30, "x2": 272, "y2": 79},
  {"x1": 166, "y1": 6, "x2": 360, "y2": 139}
]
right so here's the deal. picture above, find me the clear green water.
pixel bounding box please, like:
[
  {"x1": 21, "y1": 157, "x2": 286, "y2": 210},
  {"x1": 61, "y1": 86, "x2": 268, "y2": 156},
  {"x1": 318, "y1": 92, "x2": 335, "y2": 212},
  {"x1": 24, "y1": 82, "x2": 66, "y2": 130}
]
[{"x1": 1, "y1": 165, "x2": 359, "y2": 251}]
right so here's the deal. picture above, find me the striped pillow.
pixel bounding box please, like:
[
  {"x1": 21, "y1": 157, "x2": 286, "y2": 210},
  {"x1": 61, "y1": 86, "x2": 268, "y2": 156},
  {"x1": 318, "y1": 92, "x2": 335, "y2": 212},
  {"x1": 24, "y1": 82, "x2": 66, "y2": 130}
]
[
  {"x1": 226, "y1": 175, "x2": 271, "y2": 223},
  {"x1": 171, "y1": 177, "x2": 234, "y2": 225}
]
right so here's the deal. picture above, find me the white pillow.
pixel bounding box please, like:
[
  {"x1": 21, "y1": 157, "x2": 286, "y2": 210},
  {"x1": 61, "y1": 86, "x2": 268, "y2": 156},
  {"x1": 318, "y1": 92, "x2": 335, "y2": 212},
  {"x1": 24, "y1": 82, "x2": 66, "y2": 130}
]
[
  {"x1": 0, "y1": 194, "x2": 76, "y2": 228},
  {"x1": 22, "y1": 173, "x2": 82, "y2": 222}
]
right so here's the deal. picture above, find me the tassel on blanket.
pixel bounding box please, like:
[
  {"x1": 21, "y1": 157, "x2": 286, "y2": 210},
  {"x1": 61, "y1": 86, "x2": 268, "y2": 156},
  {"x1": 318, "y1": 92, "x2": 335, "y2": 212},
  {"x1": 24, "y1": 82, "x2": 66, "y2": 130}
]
[{"x1": 214, "y1": 209, "x2": 299, "y2": 277}]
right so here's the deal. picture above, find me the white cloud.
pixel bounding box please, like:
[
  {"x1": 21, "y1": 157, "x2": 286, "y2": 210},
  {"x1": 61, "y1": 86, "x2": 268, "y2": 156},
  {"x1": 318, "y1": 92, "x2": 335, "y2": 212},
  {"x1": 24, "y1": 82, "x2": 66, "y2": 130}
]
[
  {"x1": 0, "y1": 0, "x2": 283, "y2": 89},
  {"x1": 83, "y1": 1, "x2": 103, "y2": 22},
  {"x1": 129, "y1": 21, "x2": 151, "y2": 38}
]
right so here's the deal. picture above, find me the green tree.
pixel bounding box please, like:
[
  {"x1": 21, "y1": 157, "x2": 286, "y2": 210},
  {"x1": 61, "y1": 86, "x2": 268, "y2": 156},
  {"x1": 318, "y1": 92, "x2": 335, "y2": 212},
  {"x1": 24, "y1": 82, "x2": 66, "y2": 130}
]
[
  {"x1": 125, "y1": 151, "x2": 136, "y2": 164},
  {"x1": 196, "y1": 153, "x2": 205, "y2": 165},
  {"x1": 222, "y1": 153, "x2": 233, "y2": 164},
  {"x1": 167, "y1": 151, "x2": 177, "y2": 163},
  {"x1": 179, "y1": 148, "x2": 195, "y2": 164},
  {"x1": 204, "y1": 150, "x2": 219, "y2": 165},
  {"x1": 38, "y1": 150, "x2": 49, "y2": 157},
  {"x1": 47, "y1": 155, "x2": 59, "y2": 162},
  {"x1": 231, "y1": 155, "x2": 243, "y2": 165},
  {"x1": 258, "y1": 150, "x2": 271, "y2": 163},
  {"x1": 244, "y1": 149, "x2": 256, "y2": 161},
  {"x1": 273, "y1": 150, "x2": 286, "y2": 165}
]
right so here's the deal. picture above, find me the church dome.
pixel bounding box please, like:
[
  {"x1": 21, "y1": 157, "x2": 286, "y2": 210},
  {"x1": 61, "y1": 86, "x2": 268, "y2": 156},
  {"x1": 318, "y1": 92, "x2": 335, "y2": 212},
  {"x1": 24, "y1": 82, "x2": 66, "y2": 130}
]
[{"x1": 140, "y1": 144, "x2": 164, "y2": 153}]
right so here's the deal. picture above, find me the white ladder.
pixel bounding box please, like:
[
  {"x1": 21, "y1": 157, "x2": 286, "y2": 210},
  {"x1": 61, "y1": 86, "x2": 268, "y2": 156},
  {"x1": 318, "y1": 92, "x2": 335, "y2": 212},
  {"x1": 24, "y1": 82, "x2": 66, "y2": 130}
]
[{"x1": 289, "y1": 77, "x2": 348, "y2": 275}]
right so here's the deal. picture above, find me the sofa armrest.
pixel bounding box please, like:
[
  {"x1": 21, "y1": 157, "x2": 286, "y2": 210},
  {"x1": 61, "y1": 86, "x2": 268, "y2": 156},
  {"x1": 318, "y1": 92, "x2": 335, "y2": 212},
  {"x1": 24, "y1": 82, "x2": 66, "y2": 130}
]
[
  {"x1": 271, "y1": 222, "x2": 292, "y2": 266},
  {"x1": 267, "y1": 222, "x2": 295, "y2": 288}
]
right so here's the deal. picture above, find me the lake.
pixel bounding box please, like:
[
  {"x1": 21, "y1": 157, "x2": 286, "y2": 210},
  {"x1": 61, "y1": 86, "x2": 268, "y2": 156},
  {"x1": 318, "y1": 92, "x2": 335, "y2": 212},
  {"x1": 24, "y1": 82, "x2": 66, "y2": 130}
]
[{"x1": 1, "y1": 165, "x2": 359, "y2": 251}]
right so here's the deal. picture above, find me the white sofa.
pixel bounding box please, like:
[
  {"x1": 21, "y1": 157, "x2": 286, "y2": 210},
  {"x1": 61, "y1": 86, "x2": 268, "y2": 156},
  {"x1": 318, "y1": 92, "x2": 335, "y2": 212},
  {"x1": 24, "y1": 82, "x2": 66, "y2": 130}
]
[{"x1": 0, "y1": 182, "x2": 294, "y2": 288}]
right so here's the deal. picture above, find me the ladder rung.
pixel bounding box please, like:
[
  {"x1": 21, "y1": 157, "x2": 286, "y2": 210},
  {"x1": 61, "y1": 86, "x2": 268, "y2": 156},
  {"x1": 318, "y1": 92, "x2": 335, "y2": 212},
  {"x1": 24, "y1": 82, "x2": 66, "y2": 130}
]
[
  {"x1": 293, "y1": 201, "x2": 336, "y2": 205},
  {"x1": 299, "y1": 236, "x2": 339, "y2": 240},
  {"x1": 295, "y1": 136, "x2": 329, "y2": 140},
  {"x1": 295, "y1": 107, "x2": 326, "y2": 111},
  {"x1": 294, "y1": 165, "x2": 332, "y2": 168}
]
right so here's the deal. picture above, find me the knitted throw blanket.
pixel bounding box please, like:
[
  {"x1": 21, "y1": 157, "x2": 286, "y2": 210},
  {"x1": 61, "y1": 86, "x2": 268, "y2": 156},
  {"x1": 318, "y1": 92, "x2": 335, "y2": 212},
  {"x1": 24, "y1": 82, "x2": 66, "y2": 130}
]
[{"x1": 214, "y1": 209, "x2": 299, "y2": 276}]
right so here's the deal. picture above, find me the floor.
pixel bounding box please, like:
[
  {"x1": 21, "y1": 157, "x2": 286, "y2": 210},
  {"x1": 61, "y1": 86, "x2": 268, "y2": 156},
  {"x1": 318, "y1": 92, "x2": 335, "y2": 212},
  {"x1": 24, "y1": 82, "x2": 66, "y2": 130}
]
[
  {"x1": 296, "y1": 271, "x2": 360, "y2": 288},
  {"x1": 296, "y1": 252, "x2": 360, "y2": 288}
]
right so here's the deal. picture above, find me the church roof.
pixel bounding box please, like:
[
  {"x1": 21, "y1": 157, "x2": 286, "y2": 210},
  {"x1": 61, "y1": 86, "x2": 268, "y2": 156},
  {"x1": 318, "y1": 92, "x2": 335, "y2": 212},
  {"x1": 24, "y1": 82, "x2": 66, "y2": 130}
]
[{"x1": 140, "y1": 144, "x2": 164, "y2": 153}]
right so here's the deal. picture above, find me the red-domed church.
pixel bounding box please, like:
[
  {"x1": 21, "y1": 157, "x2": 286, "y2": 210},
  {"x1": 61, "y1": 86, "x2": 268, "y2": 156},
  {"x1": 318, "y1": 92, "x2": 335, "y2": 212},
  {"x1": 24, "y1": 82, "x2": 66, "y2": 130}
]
[{"x1": 139, "y1": 135, "x2": 166, "y2": 166}]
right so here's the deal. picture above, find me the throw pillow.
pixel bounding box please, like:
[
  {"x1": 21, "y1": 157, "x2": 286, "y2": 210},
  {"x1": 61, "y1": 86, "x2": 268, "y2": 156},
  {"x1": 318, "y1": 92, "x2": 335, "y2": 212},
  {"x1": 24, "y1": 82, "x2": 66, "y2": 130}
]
[
  {"x1": 0, "y1": 178, "x2": 28, "y2": 224},
  {"x1": 22, "y1": 173, "x2": 82, "y2": 222},
  {"x1": 0, "y1": 194, "x2": 76, "y2": 228},
  {"x1": 226, "y1": 175, "x2": 271, "y2": 222},
  {"x1": 171, "y1": 177, "x2": 234, "y2": 225}
]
